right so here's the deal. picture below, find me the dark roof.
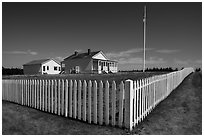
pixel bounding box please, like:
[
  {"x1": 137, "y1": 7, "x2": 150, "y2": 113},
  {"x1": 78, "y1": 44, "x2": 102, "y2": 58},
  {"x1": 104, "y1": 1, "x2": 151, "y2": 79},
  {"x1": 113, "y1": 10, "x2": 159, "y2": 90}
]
[
  {"x1": 64, "y1": 51, "x2": 101, "y2": 60},
  {"x1": 23, "y1": 59, "x2": 59, "y2": 66}
]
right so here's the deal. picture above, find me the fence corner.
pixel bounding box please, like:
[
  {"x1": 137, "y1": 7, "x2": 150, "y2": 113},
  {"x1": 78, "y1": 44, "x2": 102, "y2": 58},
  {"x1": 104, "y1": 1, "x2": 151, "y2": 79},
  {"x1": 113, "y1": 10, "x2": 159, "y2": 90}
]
[{"x1": 124, "y1": 79, "x2": 134, "y2": 131}]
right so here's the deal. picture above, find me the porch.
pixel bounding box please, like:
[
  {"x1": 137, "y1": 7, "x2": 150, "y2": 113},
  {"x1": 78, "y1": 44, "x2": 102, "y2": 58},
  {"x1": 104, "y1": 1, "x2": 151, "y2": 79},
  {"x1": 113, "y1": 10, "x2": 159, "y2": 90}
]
[{"x1": 92, "y1": 59, "x2": 118, "y2": 74}]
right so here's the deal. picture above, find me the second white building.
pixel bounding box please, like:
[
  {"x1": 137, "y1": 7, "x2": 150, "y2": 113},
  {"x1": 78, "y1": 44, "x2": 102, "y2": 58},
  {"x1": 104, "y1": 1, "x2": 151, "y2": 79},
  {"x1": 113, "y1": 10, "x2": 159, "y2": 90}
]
[{"x1": 23, "y1": 59, "x2": 61, "y2": 75}]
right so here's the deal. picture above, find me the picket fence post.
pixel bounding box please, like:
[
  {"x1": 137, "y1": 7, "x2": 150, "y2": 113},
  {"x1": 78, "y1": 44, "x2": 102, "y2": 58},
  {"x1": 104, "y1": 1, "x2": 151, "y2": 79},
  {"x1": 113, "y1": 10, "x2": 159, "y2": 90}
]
[
  {"x1": 37, "y1": 80, "x2": 39, "y2": 109},
  {"x1": 73, "y1": 80, "x2": 77, "y2": 119},
  {"x1": 65, "y1": 79, "x2": 68, "y2": 117},
  {"x1": 98, "y1": 80, "x2": 103, "y2": 125},
  {"x1": 61, "y1": 79, "x2": 64, "y2": 115},
  {"x1": 118, "y1": 81, "x2": 124, "y2": 127},
  {"x1": 58, "y1": 79, "x2": 61, "y2": 115},
  {"x1": 48, "y1": 80, "x2": 51, "y2": 113},
  {"x1": 51, "y1": 80, "x2": 54, "y2": 113},
  {"x1": 82, "y1": 80, "x2": 87, "y2": 121},
  {"x1": 111, "y1": 81, "x2": 116, "y2": 126},
  {"x1": 136, "y1": 80, "x2": 140, "y2": 124},
  {"x1": 87, "y1": 80, "x2": 92, "y2": 123},
  {"x1": 105, "y1": 80, "x2": 110, "y2": 125},
  {"x1": 54, "y1": 80, "x2": 57, "y2": 114},
  {"x1": 124, "y1": 79, "x2": 133, "y2": 131},
  {"x1": 78, "y1": 80, "x2": 82, "y2": 120},
  {"x1": 93, "y1": 80, "x2": 97, "y2": 124},
  {"x1": 69, "y1": 80, "x2": 73, "y2": 117},
  {"x1": 45, "y1": 80, "x2": 48, "y2": 112},
  {"x1": 133, "y1": 81, "x2": 136, "y2": 126}
]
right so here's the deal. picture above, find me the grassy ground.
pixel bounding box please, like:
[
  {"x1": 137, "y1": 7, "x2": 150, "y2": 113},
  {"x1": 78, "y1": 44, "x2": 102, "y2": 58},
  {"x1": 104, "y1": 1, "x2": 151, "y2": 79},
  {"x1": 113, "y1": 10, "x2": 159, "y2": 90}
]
[
  {"x1": 2, "y1": 72, "x2": 202, "y2": 135},
  {"x1": 2, "y1": 72, "x2": 166, "y2": 84},
  {"x1": 130, "y1": 71, "x2": 202, "y2": 135}
]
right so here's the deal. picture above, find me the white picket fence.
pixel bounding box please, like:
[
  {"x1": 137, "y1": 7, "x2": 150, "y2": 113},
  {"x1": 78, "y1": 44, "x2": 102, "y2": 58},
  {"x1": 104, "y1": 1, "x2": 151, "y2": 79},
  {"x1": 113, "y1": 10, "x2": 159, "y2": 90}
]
[{"x1": 2, "y1": 67, "x2": 194, "y2": 131}]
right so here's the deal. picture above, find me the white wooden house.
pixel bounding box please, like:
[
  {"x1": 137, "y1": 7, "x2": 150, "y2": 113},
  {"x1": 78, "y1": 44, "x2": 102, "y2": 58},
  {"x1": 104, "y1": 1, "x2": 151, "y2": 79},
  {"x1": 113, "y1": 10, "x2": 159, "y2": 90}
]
[
  {"x1": 23, "y1": 59, "x2": 61, "y2": 75},
  {"x1": 61, "y1": 49, "x2": 118, "y2": 74}
]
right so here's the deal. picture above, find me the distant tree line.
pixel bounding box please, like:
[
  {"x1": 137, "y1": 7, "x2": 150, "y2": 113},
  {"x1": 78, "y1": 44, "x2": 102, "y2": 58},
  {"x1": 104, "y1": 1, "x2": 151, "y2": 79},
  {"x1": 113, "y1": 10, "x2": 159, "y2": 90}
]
[
  {"x1": 145, "y1": 67, "x2": 179, "y2": 72},
  {"x1": 2, "y1": 67, "x2": 24, "y2": 75},
  {"x1": 119, "y1": 67, "x2": 180, "y2": 73},
  {"x1": 2, "y1": 66, "x2": 201, "y2": 75}
]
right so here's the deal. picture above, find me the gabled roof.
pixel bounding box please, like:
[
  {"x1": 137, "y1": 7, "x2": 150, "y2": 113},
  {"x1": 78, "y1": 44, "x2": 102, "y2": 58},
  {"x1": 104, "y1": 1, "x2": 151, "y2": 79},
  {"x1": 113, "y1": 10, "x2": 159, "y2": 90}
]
[
  {"x1": 23, "y1": 59, "x2": 60, "y2": 66},
  {"x1": 63, "y1": 51, "x2": 101, "y2": 60}
]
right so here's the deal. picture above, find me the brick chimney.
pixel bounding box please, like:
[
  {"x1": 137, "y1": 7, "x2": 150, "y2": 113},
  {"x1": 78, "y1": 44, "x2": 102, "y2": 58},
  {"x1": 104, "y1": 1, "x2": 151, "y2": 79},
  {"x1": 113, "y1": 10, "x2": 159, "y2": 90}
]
[
  {"x1": 74, "y1": 51, "x2": 78, "y2": 56},
  {"x1": 88, "y1": 49, "x2": 91, "y2": 55}
]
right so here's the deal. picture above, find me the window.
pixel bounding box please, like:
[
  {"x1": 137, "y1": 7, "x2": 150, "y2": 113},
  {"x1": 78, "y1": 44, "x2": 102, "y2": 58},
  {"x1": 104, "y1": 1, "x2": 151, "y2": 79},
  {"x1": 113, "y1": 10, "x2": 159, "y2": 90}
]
[
  {"x1": 43, "y1": 66, "x2": 45, "y2": 71},
  {"x1": 75, "y1": 66, "x2": 80, "y2": 73},
  {"x1": 54, "y1": 66, "x2": 57, "y2": 71},
  {"x1": 58, "y1": 67, "x2": 61, "y2": 71},
  {"x1": 47, "y1": 66, "x2": 49, "y2": 70}
]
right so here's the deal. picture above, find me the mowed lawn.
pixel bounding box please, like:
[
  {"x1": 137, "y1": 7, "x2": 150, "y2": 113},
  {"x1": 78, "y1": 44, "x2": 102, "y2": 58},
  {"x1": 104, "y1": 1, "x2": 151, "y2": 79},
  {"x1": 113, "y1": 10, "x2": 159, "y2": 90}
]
[
  {"x1": 2, "y1": 72, "x2": 166, "y2": 84},
  {"x1": 2, "y1": 72, "x2": 202, "y2": 135}
]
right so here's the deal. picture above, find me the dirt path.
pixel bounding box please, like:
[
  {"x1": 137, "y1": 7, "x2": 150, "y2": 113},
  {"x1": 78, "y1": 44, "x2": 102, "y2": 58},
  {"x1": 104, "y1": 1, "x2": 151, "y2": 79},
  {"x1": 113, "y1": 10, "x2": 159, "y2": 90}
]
[{"x1": 2, "y1": 72, "x2": 202, "y2": 135}]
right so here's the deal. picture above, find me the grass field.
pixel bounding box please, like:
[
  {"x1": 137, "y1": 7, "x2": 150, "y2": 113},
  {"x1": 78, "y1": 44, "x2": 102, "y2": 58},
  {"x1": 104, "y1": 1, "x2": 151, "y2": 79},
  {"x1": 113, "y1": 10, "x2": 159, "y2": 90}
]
[
  {"x1": 2, "y1": 72, "x2": 167, "y2": 84},
  {"x1": 2, "y1": 72, "x2": 202, "y2": 135}
]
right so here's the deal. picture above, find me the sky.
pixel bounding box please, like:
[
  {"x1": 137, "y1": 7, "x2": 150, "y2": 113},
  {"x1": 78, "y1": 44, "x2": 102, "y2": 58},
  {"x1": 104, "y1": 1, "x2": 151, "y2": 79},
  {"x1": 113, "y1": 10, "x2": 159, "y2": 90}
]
[{"x1": 2, "y1": 2, "x2": 202, "y2": 70}]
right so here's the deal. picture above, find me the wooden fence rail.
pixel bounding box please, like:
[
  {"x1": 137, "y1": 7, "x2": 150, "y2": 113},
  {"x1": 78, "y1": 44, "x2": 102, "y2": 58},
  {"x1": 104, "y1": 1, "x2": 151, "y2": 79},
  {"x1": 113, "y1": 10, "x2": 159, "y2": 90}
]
[{"x1": 2, "y1": 67, "x2": 194, "y2": 131}]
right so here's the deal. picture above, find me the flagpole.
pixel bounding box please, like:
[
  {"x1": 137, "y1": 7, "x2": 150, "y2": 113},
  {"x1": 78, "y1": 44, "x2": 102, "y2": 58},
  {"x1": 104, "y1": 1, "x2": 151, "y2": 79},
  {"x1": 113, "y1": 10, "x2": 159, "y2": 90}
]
[{"x1": 143, "y1": 5, "x2": 146, "y2": 72}]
